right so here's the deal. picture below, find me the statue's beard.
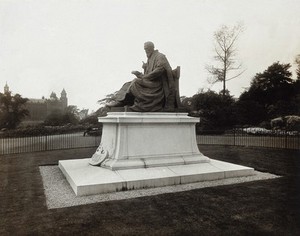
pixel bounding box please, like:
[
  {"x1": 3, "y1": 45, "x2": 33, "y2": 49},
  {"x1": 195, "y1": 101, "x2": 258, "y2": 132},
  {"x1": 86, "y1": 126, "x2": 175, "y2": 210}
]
[{"x1": 146, "y1": 52, "x2": 152, "y2": 58}]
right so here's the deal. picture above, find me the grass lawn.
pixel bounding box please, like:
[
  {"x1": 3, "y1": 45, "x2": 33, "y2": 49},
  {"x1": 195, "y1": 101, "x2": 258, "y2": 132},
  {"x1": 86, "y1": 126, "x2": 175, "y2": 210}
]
[{"x1": 0, "y1": 145, "x2": 299, "y2": 235}]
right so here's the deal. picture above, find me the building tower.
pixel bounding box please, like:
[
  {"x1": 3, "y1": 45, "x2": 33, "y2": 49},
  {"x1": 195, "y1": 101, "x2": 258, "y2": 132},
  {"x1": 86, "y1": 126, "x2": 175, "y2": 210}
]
[
  {"x1": 50, "y1": 92, "x2": 58, "y2": 100},
  {"x1": 60, "y1": 89, "x2": 68, "y2": 109},
  {"x1": 4, "y1": 82, "x2": 9, "y2": 93}
]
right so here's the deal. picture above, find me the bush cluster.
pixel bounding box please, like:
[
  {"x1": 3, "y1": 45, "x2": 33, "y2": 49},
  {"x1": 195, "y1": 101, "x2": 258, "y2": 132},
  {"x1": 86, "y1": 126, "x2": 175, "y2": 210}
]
[{"x1": 0, "y1": 124, "x2": 88, "y2": 138}]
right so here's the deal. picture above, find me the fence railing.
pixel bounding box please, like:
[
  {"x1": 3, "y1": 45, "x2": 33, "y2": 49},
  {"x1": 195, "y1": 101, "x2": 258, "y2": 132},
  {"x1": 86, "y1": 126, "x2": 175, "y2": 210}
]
[
  {"x1": 1, "y1": 129, "x2": 299, "y2": 155},
  {"x1": 0, "y1": 132, "x2": 101, "y2": 155},
  {"x1": 196, "y1": 129, "x2": 300, "y2": 150}
]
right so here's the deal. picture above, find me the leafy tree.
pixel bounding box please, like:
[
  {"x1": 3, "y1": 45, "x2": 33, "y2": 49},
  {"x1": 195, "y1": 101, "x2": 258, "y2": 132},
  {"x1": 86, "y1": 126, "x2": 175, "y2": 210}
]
[
  {"x1": 65, "y1": 105, "x2": 79, "y2": 115},
  {"x1": 234, "y1": 96, "x2": 267, "y2": 125},
  {"x1": 79, "y1": 93, "x2": 120, "y2": 126},
  {"x1": 44, "y1": 106, "x2": 80, "y2": 126},
  {"x1": 250, "y1": 62, "x2": 293, "y2": 103},
  {"x1": 77, "y1": 109, "x2": 89, "y2": 120},
  {"x1": 295, "y1": 54, "x2": 300, "y2": 79},
  {"x1": 80, "y1": 114, "x2": 98, "y2": 125},
  {"x1": 0, "y1": 91, "x2": 29, "y2": 129},
  {"x1": 44, "y1": 109, "x2": 64, "y2": 126},
  {"x1": 290, "y1": 81, "x2": 300, "y2": 115},
  {"x1": 98, "y1": 92, "x2": 118, "y2": 107},
  {"x1": 237, "y1": 62, "x2": 297, "y2": 125},
  {"x1": 62, "y1": 112, "x2": 79, "y2": 125},
  {"x1": 64, "y1": 105, "x2": 80, "y2": 123},
  {"x1": 80, "y1": 106, "x2": 109, "y2": 127},
  {"x1": 206, "y1": 23, "x2": 245, "y2": 96},
  {"x1": 191, "y1": 90, "x2": 236, "y2": 130},
  {"x1": 292, "y1": 55, "x2": 300, "y2": 114},
  {"x1": 180, "y1": 96, "x2": 193, "y2": 111}
]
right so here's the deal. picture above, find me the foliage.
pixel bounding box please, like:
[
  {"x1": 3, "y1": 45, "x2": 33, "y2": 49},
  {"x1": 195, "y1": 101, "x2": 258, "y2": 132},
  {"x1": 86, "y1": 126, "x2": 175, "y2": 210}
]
[
  {"x1": 0, "y1": 124, "x2": 87, "y2": 138},
  {"x1": 234, "y1": 99, "x2": 267, "y2": 125},
  {"x1": 250, "y1": 62, "x2": 293, "y2": 103},
  {"x1": 96, "y1": 106, "x2": 110, "y2": 117},
  {"x1": 271, "y1": 116, "x2": 300, "y2": 132},
  {"x1": 44, "y1": 110, "x2": 63, "y2": 126},
  {"x1": 98, "y1": 92, "x2": 118, "y2": 107},
  {"x1": 80, "y1": 106, "x2": 109, "y2": 126},
  {"x1": 180, "y1": 96, "x2": 193, "y2": 111},
  {"x1": 241, "y1": 127, "x2": 298, "y2": 136},
  {"x1": 191, "y1": 90, "x2": 236, "y2": 130},
  {"x1": 80, "y1": 114, "x2": 99, "y2": 125},
  {"x1": 295, "y1": 54, "x2": 300, "y2": 80},
  {"x1": 206, "y1": 23, "x2": 245, "y2": 96},
  {"x1": 236, "y1": 62, "x2": 298, "y2": 125},
  {"x1": 286, "y1": 115, "x2": 300, "y2": 131},
  {"x1": 65, "y1": 105, "x2": 79, "y2": 116},
  {"x1": 0, "y1": 91, "x2": 29, "y2": 129},
  {"x1": 77, "y1": 108, "x2": 89, "y2": 120},
  {"x1": 44, "y1": 106, "x2": 80, "y2": 126},
  {"x1": 242, "y1": 127, "x2": 271, "y2": 135}
]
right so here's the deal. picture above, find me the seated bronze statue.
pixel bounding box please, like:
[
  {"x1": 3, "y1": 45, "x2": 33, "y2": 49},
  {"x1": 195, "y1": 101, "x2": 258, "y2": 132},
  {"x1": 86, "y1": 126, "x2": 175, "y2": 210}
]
[{"x1": 107, "y1": 41, "x2": 181, "y2": 112}]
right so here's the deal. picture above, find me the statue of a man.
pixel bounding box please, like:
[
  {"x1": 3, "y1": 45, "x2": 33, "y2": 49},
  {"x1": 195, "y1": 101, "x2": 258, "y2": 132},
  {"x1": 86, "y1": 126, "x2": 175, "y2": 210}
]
[{"x1": 107, "y1": 41, "x2": 176, "y2": 112}]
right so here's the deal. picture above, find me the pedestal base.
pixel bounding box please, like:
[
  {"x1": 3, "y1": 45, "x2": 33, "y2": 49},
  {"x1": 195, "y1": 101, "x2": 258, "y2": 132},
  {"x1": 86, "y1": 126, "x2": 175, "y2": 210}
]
[
  {"x1": 90, "y1": 112, "x2": 210, "y2": 170},
  {"x1": 59, "y1": 158, "x2": 254, "y2": 196},
  {"x1": 59, "y1": 112, "x2": 255, "y2": 196}
]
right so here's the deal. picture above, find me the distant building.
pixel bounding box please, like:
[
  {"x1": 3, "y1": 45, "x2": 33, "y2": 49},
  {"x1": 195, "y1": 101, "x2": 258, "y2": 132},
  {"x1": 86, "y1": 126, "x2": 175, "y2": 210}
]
[
  {"x1": 4, "y1": 82, "x2": 9, "y2": 93},
  {"x1": 3, "y1": 83, "x2": 68, "y2": 125},
  {"x1": 24, "y1": 89, "x2": 68, "y2": 125},
  {"x1": 78, "y1": 109, "x2": 89, "y2": 120}
]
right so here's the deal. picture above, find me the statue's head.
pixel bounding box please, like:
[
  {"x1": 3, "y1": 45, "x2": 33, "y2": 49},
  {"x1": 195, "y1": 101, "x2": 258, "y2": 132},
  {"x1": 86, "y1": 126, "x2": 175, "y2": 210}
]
[{"x1": 144, "y1": 41, "x2": 155, "y2": 58}]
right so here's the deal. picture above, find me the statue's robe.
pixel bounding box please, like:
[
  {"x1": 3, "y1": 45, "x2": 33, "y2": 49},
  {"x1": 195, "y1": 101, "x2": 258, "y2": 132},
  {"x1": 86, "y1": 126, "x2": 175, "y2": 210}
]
[{"x1": 115, "y1": 50, "x2": 174, "y2": 112}]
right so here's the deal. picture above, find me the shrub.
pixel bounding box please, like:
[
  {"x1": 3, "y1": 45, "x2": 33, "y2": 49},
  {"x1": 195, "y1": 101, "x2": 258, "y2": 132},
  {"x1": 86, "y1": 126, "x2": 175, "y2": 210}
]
[{"x1": 0, "y1": 124, "x2": 87, "y2": 138}]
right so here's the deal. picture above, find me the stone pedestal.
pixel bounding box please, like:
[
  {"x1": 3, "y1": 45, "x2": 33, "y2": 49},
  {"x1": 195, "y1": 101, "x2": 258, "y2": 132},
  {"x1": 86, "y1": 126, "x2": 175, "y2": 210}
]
[
  {"x1": 59, "y1": 112, "x2": 255, "y2": 196},
  {"x1": 90, "y1": 112, "x2": 209, "y2": 170}
]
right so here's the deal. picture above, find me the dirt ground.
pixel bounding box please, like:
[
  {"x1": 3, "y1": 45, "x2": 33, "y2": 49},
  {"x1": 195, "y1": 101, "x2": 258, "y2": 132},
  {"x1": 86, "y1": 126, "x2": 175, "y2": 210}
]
[{"x1": 0, "y1": 145, "x2": 299, "y2": 235}]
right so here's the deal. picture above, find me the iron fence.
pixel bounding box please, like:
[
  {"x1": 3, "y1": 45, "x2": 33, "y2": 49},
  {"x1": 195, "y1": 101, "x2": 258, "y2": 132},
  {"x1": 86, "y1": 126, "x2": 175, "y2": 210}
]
[
  {"x1": 0, "y1": 132, "x2": 101, "y2": 155},
  {"x1": 1, "y1": 129, "x2": 299, "y2": 155},
  {"x1": 196, "y1": 129, "x2": 300, "y2": 150}
]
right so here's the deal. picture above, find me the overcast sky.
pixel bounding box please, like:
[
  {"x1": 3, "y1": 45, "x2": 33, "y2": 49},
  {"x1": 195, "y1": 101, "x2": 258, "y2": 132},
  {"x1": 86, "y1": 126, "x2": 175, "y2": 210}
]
[{"x1": 1, "y1": 0, "x2": 299, "y2": 112}]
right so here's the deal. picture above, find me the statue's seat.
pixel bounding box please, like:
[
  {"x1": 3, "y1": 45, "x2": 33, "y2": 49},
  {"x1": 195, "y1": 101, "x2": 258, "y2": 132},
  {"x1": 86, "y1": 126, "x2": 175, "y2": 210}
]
[{"x1": 172, "y1": 66, "x2": 181, "y2": 109}]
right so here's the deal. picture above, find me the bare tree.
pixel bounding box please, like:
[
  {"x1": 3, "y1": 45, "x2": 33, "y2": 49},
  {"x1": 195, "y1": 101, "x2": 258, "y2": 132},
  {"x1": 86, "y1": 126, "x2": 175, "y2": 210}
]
[{"x1": 206, "y1": 23, "x2": 245, "y2": 96}]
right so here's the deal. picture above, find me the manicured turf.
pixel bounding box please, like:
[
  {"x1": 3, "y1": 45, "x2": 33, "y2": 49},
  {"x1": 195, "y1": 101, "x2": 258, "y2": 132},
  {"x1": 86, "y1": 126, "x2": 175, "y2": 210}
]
[{"x1": 0, "y1": 146, "x2": 299, "y2": 235}]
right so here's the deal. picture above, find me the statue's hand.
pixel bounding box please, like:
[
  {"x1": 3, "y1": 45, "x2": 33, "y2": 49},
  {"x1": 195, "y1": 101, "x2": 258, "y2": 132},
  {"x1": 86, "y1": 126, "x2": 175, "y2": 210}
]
[
  {"x1": 142, "y1": 61, "x2": 147, "y2": 69},
  {"x1": 131, "y1": 71, "x2": 143, "y2": 78}
]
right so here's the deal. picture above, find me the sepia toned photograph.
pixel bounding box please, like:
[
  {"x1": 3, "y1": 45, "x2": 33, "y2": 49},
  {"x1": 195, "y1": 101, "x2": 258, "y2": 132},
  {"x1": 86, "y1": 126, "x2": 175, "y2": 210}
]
[{"x1": 1, "y1": 0, "x2": 299, "y2": 235}]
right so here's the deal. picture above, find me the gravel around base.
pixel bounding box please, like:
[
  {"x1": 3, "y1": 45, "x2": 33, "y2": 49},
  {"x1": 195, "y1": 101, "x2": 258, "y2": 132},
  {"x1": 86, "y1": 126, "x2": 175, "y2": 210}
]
[{"x1": 39, "y1": 166, "x2": 280, "y2": 209}]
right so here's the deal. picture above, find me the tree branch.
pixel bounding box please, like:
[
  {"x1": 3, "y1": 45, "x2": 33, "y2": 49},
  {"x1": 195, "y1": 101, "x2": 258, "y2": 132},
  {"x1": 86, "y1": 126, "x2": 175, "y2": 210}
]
[{"x1": 226, "y1": 69, "x2": 246, "y2": 81}]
